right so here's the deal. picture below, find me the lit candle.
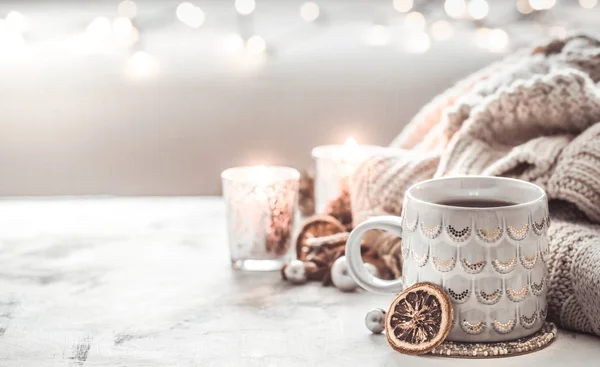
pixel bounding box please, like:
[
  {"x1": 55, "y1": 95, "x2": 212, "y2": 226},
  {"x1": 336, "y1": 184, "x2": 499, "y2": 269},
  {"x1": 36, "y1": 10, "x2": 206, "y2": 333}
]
[
  {"x1": 311, "y1": 138, "x2": 382, "y2": 225},
  {"x1": 251, "y1": 165, "x2": 272, "y2": 189},
  {"x1": 340, "y1": 136, "x2": 360, "y2": 176},
  {"x1": 221, "y1": 165, "x2": 299, "y2": 271}
]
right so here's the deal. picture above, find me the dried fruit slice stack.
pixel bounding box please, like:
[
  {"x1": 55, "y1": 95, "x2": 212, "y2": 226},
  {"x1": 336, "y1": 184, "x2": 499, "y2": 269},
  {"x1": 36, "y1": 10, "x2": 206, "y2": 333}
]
[{"x1": 295, "y1": 215, "x2": 347, "y2": 261}]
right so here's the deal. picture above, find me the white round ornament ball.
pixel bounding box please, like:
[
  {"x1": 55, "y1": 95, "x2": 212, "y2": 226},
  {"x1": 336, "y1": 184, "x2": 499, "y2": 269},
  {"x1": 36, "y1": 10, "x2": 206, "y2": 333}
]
[
  {"x1": 283, "y1": 260, "x2": 307, "y2": 284},
  {"x1": 331, "y1": 256, "x2": 358, "y2": 292},
  {"x1": 364, "y1": 262, "x2": 378, "y2": 277},
  {"x1": 365, "y1": 308, "x2": 386, "y2": 334}
]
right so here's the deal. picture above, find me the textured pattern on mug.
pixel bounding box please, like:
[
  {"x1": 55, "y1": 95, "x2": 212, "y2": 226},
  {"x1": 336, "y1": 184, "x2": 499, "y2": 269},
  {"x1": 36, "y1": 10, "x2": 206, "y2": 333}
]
[
  {"x1": 507, "y1": 223, "x2": 530, "y2": 241},
  {"x1": 493, "y1": 318, "x2": 516, "y2": 334},
  {"x1": 476, "y1": 227, "x2": 503, "y2": 243},
  {"x1": 520, "y1": 252, "x2": 538, "y2": 269},
  {"x1": 411, "y1": 248, "x2": 429, "y2": 267},
  {"x1": 532, "y1": 219, "x2": 545, "y2": 235},
  {"x1": 432, "y1": 256, "x2": 456, "y2": 272},
  {"x1": 507, "y1": 284, "x2": 528, "y2": 302},
  {"x1": 531, "y1": 277, "x2": 546, "y2": 296},
  {"x1": 461, "y1": 258, "x2": 486, "y2": 274},
  {"x1": 539, "y1": 307, "x2": 548, "y2": 320},
  {"x1": 446, "y1": 225, "x2": 471, "y2": 242},
  {"x1": 461, "y1": 320, "x2": 486, "y2": 335},
  {"x1": 492, "y1": 257, "x2": 517, "y2": 274},
  {"x1": 520, "y1": 311, "x2": 538, "y2": 329},
  {"x1": 420, "y1": 222, "x2": 442, "y2": 239},
  {"x1": 447, "y1": 288, "x2": 470, "y2": 303},
  {"x1": 476, "y1": 289, "x2": 503, "y2": 305},
  {"x1": 404, "y1": 216, "x2": 418, "y2": 232}
]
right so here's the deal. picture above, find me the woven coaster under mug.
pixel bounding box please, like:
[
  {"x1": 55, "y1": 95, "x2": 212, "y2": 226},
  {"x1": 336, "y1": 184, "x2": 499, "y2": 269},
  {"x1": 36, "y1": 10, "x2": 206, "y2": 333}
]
[
  {"x1": 346, "y1": 176, "x2": 549, "y2": 343},
  {"x1": 431, "y1": 321, "x2": 557, "y2": 358}
]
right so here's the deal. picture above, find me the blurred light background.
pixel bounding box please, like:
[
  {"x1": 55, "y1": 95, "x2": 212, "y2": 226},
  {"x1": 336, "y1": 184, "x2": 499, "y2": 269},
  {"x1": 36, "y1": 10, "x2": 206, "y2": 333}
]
[{"x1": 0, "y1": 0, "x2": 596, "y2": 195}]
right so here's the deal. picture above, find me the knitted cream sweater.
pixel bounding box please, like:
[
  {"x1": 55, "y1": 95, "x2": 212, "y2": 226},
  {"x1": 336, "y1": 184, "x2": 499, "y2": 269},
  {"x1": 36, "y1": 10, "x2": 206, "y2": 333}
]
[{"x1": 351, "y1": 34, "x2": 600, "y2": 337}]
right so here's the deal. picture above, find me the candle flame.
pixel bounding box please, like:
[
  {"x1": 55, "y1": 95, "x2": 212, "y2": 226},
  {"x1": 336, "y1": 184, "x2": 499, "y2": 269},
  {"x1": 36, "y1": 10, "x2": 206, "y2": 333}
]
[
  {"x1": 253, "y1": 165, "x2": 271, "y2": 185},
  {"x1": 343, "y1": 136, "x2": 360, "y2": 160},
  {"x1": 344, "y1": 136, "x2": 358, "y2": 149},
  {"x1": 254, "y1": 165, "x2": 268, "y2": 173}
]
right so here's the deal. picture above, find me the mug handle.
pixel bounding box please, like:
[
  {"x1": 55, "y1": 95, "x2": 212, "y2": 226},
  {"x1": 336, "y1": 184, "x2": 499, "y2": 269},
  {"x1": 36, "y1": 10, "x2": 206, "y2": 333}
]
[{"x1": 345, "y1": 215, "x2": 404, "y2": 294}]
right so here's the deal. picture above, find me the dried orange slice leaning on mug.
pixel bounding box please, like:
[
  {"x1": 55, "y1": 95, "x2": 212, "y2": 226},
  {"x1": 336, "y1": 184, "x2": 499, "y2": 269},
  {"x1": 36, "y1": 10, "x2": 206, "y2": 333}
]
[{"x1": 386, "y1": 282, "x2": 453, "y2": 355}]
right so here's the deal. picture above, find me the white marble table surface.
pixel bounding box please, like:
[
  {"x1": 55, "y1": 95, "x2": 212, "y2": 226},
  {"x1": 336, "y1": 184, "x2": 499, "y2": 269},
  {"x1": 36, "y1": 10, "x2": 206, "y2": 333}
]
[{"x1": 0, "y1": 197, "x2": 598, "y2": 366}]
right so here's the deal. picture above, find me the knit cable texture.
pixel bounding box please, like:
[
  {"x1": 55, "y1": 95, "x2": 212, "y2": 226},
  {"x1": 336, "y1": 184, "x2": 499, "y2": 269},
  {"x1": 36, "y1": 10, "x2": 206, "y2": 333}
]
[{"x1": 351, "y1": 34, "x2": 600, "y2": 337}]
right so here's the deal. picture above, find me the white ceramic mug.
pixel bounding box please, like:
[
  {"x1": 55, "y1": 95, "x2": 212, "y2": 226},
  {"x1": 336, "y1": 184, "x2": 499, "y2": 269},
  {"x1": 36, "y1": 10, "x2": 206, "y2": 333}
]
[{"x1": 345, "y1": 176, "x2": 549, "y2": 342}]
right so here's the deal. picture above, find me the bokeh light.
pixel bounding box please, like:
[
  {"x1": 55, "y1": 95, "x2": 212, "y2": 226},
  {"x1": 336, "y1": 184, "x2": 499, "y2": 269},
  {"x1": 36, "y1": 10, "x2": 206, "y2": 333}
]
[
  {"x1": 365, "y1": 24, "x2": 391, "y2": 46},
  {"x1": 487, "y1": 28, "x2": 508, "y2": 52},
  {"x1": 445, "y1": 0, "x2": 466, "y2": 18},
  {"x1": 405, "y1": 12, "x2": 426, "y2": 30},
  {"x1": 579, "y1": 0, "x2": 598, "y2": 8},
  {"x1": 393, "y1": 0, "x2": 414, "y2": 13},
  {"x1": 127, "y1": 51, "x2": 158, "y2": 77},
  {"x1": 300, "y1": 2, "x2": 320, "y2": 22},
  {"x1": 517, "y1": 0, "x2": 534, "y2": 14},
  {"x1": 117, "y1": 1, "x2": 138, "y2": 18},
  {"x1": 246, "y1": 35, "x2": 266, "y2": 54},
  {"x1": 404, "y1": 31, "x2": 430, "y2": 53},
  {"x1": 529, "y1": 0, "x2": 556, "y2": 11},
  {"x1": 468, "y1": 0, "x2": 489, "y2": 20},
  {"x1": 430, "y1": 20, "x2": 454, "y2": 41},
  {"x1": 176, "y1": 3, "x2": 205, "y2": 28},
  {"x1": 235, "y1": 0, "x2": 256, "y2": 15}
]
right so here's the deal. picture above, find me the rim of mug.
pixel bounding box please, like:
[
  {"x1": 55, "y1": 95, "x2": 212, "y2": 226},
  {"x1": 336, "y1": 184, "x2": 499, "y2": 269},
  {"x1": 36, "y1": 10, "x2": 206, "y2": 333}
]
[{"x1": 405, "y1": 176, "x2": 547, "y2": 211}]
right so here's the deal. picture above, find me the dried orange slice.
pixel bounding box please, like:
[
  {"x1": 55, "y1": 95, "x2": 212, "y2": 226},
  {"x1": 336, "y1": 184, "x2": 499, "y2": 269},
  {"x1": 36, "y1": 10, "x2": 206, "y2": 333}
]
[
  {"x1": 295, "y1": 215, "x2": 346, "y2": 260},
  {"x1": 386, "y1": 282, "x2": 453, "y2": 355}
]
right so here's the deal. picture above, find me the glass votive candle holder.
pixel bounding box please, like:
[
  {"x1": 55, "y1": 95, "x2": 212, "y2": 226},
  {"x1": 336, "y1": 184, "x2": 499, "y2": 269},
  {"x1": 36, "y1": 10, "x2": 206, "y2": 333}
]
[
  {"x1": 312, "y1": 138, "x2": 381, "y2": 215},
  {"x1": 221, "y1": 166, "x2": 300, "y2": 271}
]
